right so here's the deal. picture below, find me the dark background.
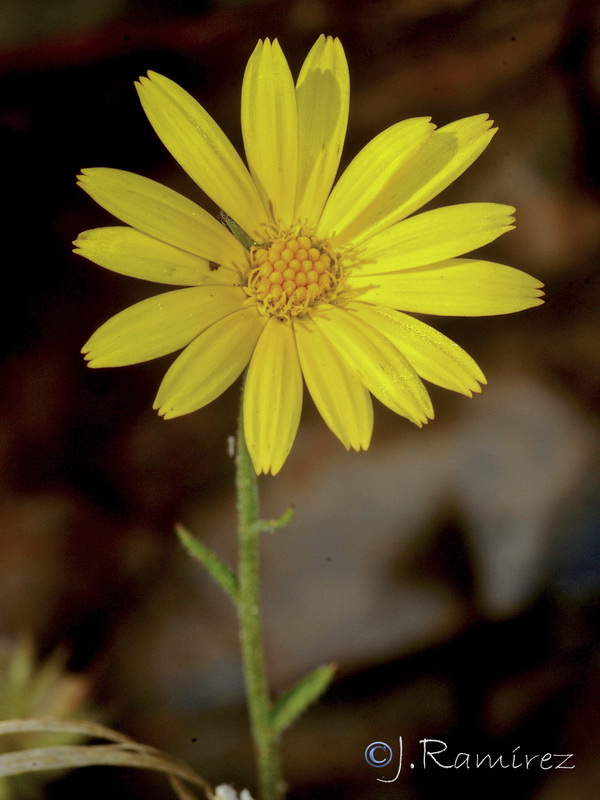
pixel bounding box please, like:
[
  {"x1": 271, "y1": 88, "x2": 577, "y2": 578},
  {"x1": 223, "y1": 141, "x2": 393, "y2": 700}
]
[{"x1": 0, "y1": 0, "x2": 599, "y2": 798}]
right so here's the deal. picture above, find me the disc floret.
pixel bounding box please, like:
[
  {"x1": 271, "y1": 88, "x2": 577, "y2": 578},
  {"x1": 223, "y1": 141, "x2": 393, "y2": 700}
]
[{"x1": 245, "y1": 233, "x2": 344, "y2": 319}]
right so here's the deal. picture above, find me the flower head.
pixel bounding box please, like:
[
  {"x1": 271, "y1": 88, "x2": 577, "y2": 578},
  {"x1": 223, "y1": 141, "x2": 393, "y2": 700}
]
[{"x1": 75, "y1": 36, "x2": 543, "y2": 475}]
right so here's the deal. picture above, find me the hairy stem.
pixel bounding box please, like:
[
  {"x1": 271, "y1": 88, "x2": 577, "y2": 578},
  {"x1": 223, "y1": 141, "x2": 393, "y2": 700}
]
[{"x1": 235, "y1": 410, "x2": 284, "y2": 800}]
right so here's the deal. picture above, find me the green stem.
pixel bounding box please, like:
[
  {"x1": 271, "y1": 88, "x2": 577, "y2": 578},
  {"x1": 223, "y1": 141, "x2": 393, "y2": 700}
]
[{"x1": 235, "y1": 409, "x2": 284, "y2": 800}]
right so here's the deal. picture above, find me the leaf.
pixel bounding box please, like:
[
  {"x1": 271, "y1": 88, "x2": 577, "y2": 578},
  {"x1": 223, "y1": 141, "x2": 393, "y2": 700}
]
[
  {"x1": 219, "y1": 212, "x2": 255, "y2": 249},
  {"x1": 0, "y1": 718, "x2": 213, "y2": 800},
  {"x1": 253, "y1": 505, "x2": 295, "y2": 535},
  {"x1": 0, "y1": 718, "x2": 131, "y2": 742},
  {"x1": 271, "y1": 664, "x2": 336, "y2": 735},
  {"x1": 176, "y1": 524, "x2": 238, "y2": 604}
]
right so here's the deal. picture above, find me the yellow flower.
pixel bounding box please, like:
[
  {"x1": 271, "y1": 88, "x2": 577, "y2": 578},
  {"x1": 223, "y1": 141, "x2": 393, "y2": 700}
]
[{"x1": 75, "y1": 36, "x2": 543, "y2": 475}]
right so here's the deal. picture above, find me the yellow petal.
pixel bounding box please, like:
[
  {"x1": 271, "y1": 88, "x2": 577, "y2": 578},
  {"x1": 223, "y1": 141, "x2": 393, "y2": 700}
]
[
  {"x1": 358, "y1": 203, "x2": 515, "y2": 272},
  {"x1": 136, "y1": 72, "x2": 267, "y2": 240},
  {"x1": 318, "y1": 117, "x2": 435, "y2": 244},
  {"x1": 82, "y1": 286, "x2": 245, "y2": 368},
  {"x1": 243, "y1": 318, "x2": 302, "y2": 475},
  {"x1": 349, "y1": 258, "x2": 545, "y2": 316},
  {"x1": 331, "y1": 114, "x2": 496, "y2": 246},
  {"x1": 241, "y1": 39, "x2": 298, "y2": 225},
  {"x1": 312, "y1": 304, "x2": 433, "y2": 425},
  {"x1": 386, "y1": 115, "x2": 497, "y2": 226},
  {"x1": 155, "y1": 308, "x2": 266, "y2": 418},
  {"x1": 74, "y1": 227, "x2": 242, "y2": 286},
  {"x1": 349, "y1": 303, "x2": 486, "y2": 396},
  {"x1": 295, "y1": 35, "x2": 349, "y2": 229},
  {"x1": 77, "y1": 168, "x2": 247, "y2": 270},
  {"x1": 294, "y1": 316, "x2": 372, "y2": 450}
]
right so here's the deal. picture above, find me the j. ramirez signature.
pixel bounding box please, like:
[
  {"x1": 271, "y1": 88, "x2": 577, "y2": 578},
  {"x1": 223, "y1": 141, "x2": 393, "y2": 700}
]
[{"x1": 365, "y1": 738, "x2": 574, "y2": 783}]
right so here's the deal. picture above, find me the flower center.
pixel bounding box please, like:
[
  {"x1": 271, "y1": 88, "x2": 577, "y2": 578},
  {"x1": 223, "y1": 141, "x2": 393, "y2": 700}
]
[{"x1": 244, "y1": 234, "x2": 343, "y2": 319}]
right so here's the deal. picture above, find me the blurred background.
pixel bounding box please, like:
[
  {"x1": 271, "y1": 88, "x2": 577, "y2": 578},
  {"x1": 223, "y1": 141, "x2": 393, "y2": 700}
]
[{"x1": 0, "y1": 0, "x2": 599, "y2": 798}]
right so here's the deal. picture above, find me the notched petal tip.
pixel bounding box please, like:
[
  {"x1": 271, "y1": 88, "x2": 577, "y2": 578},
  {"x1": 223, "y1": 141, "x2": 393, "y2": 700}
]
[
  {"x1": 81, "y1": 350, "x2": 103, "y2": 368},
  {"x1": 252, "y1": 38, "x2": 276, "y2": 55},
  {"x1": 474, "y1": 112, "x2": 493, "y2": 128},
  {"x1": 408, "y1": 402, "x2": 434, "y2": 429},
  {"x1": 459, "y1": 382, "x2": 481, "y2": 399},
  {"x1": 472, "y1": 366, "x2": 488, "y2": 390},
  {"x1": 496, "y1": 204, "x2": 516, "y2": 228},
  {"x1": 76, "y1": 173, "x2": 91, "y2": 192},
  {"x1": 526, "y1": 280, "x2": 545, "y2": 306},
  {"x1": 246, "y1": 447, "x2": 270, "y2": 476},
  {"x1": 135, "y1": 71, "x2": 184, "y2": 103},
  {"x1": 77, "y1": 167, "x2": 117, "y2": 191},
  {"x1": 134, "y1": 71, "x2": 166, "y2": 98},
  {"x1": 80, "y1": 335, "x2": 95, "y2": 359},
  {"x1": 77, "y1": 167, "x2": 101, "y2": 180},
  {"x1": 312, "y1": 33, "x2": 341, "y2": 56},
  {"x1": 155, "y1": 402, "x2": 170, "y2": 417},
  {"x1": 135, "y1": 73, "x2": 161, "y2": 97},
  {"x1": 139, "y1": 70, "x2": 167, "y2": 85},
  {"x1": 72, "y1": 229, "x2": 92, "y2": 251},
  {"x1": 154, "y1": 390, "x2": 187, "y2": 419}
]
